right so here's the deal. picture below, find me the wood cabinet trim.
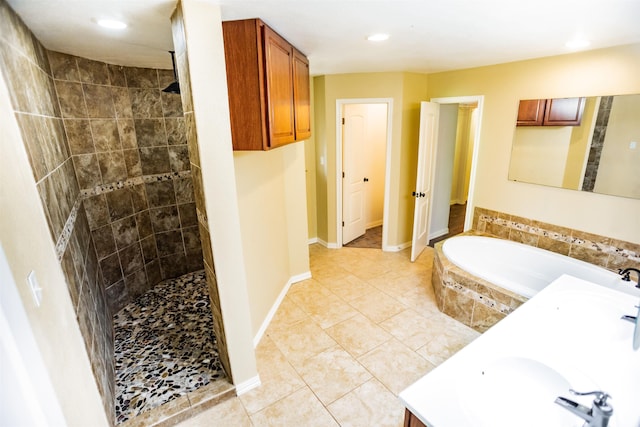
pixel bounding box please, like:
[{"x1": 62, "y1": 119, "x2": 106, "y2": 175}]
[
  {"x1": 293, "y1": 48, "x2": 311, "y2": 140},
  {"x1": 516, "y1": 97, "x2": 585, "y2": 127},
  {"x1": 517, "y1": 99, "x2": 546, "y2": 126}
]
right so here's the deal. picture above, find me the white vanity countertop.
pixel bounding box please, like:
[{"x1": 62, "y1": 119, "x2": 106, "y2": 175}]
[{"x1": 399, "y1": 274, "x2": 640, "y2": 427}]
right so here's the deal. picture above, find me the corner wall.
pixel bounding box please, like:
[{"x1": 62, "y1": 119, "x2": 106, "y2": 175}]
[{"x1": 173, "y1": 0, "x2": 258, "y2": 388}]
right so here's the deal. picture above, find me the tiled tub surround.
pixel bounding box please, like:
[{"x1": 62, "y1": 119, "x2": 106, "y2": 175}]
[
  {"x1": 114, "y1": 270, "x2": 232, "y2": 425},
  {"x1": 49, "y1": 49, "x2": 204, "y2": 314},
  {"x1": 432, "y1": 207, "x2": 640, "y2": 332},
  {"x1": 432, "y1": 234, "x2": 528, "y2": 332},
  {"x1": 0, "y1": 1, "x2": 115, "y2": 419}
]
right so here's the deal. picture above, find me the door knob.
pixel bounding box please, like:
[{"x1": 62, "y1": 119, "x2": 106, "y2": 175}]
[
  {"x1": 420, "y1": 192, "x2": 425, "y2": 197},
  {"x1": 363, "y1": 177, "x2": 369, "y2": 182}
]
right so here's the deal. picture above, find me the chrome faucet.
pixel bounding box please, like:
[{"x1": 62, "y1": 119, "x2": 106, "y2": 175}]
[
  {"x1": 555, "y1": 390, "x2": 612, "y2": 427},
  {"x1": 621, "y1": 303, "x2": 640, "y2": 351},
  {"x1": 619, "y1": 267, "x2": 640, "y2": 288}
]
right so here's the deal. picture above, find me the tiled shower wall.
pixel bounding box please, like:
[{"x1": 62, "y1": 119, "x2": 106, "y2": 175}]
[
  {"x1": 171, "y1": 5, "x2": 232, "y2": 380},
  {"x1": 49, "y1": 51, "x2": 203, "y2": 314},
  {"x1": 0, "y1": 0, "x2": 114, "y2": 420}
]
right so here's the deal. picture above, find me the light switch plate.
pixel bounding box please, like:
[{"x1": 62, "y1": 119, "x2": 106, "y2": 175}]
[{"x1": 27, "y1": 271, "x2": 42, "y2": 307}]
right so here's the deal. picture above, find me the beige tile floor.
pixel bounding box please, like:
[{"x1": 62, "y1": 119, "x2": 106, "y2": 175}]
[{"x1": 176, "y1": 244, "x2": 480, "y2": 427}]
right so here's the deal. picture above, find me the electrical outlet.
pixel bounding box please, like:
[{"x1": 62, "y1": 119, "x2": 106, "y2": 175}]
[{"x1": 27, "y1": 271, "x2": 42, "y2": 307}]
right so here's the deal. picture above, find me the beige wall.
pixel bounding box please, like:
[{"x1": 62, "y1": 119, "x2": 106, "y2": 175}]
[
  {"x1": 0, "y1": 60, "x2": 109, "y2": 426},
  {"x1": 594, "y1": 94, "x2": 640, "y2": 198},
  {"x1": 451, "y1": 105, "x2": 476, "y2": 204},
  {"x1": 363, "y1": 103, "x2": 388, "y2": 228},
  {"x1": 312, "y1": 72, "x2": 428, "y2": 248},
  {"x1": 234, "y1": 143, "x2": 310, "y2": 337},
  {"x1": 510, "y1": 126, "x2": 573, "y2": 186},
  {"x1": 305, "y1": 78, "x2": 318, "y2": 240},
  {"x1": 427, "y1": 43, "x2": 640, "y2": 244}
]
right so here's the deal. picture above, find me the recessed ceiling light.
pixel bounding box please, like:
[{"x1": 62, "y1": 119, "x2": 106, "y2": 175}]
[
  {"x1": 565, "y1": 38, "x2": 590, "y2": 49},
  {"x1": 367, "y1": 33, "x2": 389, "y2": 42},
  {"x1": 97, "y1": 19, "x2": 127, "y2": 30}
]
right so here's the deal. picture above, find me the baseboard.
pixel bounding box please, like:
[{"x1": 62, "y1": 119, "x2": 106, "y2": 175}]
[
  {"x1": 252, "y1": 271, "x2": 311, "y2": 348},
  {"x1": 429, "y1": 228, "x2": 449, "y2": 240},
  {"x1": 317, "y1": 238, "x2": 339, "y2": 249},
  {"x1": 382, "y1": 241, "x2": 411, "y2": 252},
  {"x1": 307, "y1": 237, "x2": 319, "y2": 245},
  {"x1": 291, "y1": 271, "x2": 312, "y2": 283},
  {"x1": 234, "y1": 375, "x2": 261, "y2": 396},
  {"x1": 366, "y1": 220, "x2": 383, "y2": 229}
]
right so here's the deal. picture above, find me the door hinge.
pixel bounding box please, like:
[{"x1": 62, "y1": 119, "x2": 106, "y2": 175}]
[
  {"x1": 342, "y1": 221, "x2": 345, "y2": 227},
  {"x1": 342, "y1": 117, "x2": 345, "y2": 125},
  {"x1": 342, "y1": 171, "x2": 345, "y2": 178}
]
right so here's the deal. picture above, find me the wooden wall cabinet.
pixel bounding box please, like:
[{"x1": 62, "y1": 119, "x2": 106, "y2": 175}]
[
  {"x1": 517, "y1": 97, "x2": 585, "y2": 126},
  {"x1": 222, "y1": 18, "x2": 311, "y2": 150}
]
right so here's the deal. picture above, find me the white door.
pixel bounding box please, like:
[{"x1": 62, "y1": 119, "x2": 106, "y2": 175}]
[
  {"x1": 342, "y1": 105, "x2": 367, "y2": 244},
  {"x1": 411, "y1": 102, "x2": 440, "y2": 261}
]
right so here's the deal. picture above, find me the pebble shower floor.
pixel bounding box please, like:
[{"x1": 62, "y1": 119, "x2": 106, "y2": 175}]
[{"x1": 113, "y1": 270, "x2": 225, "y2": 424}]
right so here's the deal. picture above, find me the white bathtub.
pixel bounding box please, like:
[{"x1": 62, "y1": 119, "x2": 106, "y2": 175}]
[{"x1": 442, "y1": 235, "x2": 624, "y2": 299}]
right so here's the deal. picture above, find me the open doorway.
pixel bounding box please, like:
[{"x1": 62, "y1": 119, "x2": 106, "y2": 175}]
[
  {"x1": 336, "y1": 99, "x2": 393, "y2": 249},
  {"x1": 428, "y1": 96, "x2": 483, "y2": 246}
]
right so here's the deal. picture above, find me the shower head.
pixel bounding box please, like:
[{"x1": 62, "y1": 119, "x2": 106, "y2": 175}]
[{"x1": 162, "y1": 50, "x2": 180, "y2": 94}]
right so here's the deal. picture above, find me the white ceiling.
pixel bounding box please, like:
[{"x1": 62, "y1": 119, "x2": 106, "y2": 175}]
[{"x1": 7, "y1": 0, "x2": 640, "y2": 75}]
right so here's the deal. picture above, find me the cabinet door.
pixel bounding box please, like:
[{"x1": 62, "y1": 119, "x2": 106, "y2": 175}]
[
  {"x1": 263, "y1": 25, "x2": 295, "y2": 148},
  {"x1": 404, "y1": 409, "x2": 428, "y2": 427},
  {"x1": 292, "y1": 49, "x2": 311, "y2": 140},
  {"x1": 517, "y1": 99, "x2": 546, "y2": 126},
  {"x1": 544, "y1": 97, "x2": 585, "y2": 126}
]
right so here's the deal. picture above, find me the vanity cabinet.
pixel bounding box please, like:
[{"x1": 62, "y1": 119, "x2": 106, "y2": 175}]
[
  {"x1": 222, "y1": 18, "x2": 311, "y2": 150},
  {"x1": 517, "y1": 97, "x2": 585, "y2": 126},
  {"x1": 404, "y1": 409, "x2": 428, "y2": 427}
]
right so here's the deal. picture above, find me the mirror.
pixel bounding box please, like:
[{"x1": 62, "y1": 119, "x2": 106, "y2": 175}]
[{"x1": 508, "y1": 94, "x2": 640, "y2": 199}]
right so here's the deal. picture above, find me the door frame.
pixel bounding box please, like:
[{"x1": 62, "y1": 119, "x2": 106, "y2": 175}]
[
  {"x1": 430, "y1": 95, "x2": 484, "y2": 231},
  {"x1": 336, "y1": 98, "x2": 394, "y2": 249}
]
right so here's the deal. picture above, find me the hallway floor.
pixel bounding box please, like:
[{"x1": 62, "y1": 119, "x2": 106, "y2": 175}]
[
  {"x1": 114, "y1": 271, "x2": 226, "y2": 424},
  {"x1": 344, "y1": 225, "x2": 382, "y2": 249},
  {"x1": 176, "y1": 244, "x2": 480, "y2": 426}
]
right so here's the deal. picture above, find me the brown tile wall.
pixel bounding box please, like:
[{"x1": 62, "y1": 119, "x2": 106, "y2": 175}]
[
  {"x1": 432, "y1": 235, "x2": 527, "y2": 333},
  {"x1": 171, "y1": 5, "x2": 232, "y2": 381},
  {"x1": 0, "y1": 0, "x2": 114, "y2": 422},
  {"x1": 472, "y1": 207, "x2": 640, "y2": 272},
  {"x1": 48, "y1": 50, "x2": 204, "y2": 314}
]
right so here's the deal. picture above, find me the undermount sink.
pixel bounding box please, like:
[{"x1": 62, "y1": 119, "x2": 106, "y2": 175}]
[{"x1": 457, "y1": 357, "x2": 600, "y2": 427}]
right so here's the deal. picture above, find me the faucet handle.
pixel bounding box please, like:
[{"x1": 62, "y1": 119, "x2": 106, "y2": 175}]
[
  {"x1": 569, "y1": 389, "x2": 611, "y2": 407},
  {"x1": 618, "y1": 269, "x2": 631, "y2": 281}
]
